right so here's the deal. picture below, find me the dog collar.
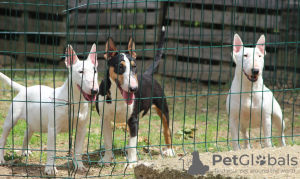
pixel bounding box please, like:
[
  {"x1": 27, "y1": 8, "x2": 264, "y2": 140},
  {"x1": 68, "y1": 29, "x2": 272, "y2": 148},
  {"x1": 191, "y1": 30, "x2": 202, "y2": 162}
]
[{"x1": 49, "y1": 97, "x2": 74, "y2": 107}]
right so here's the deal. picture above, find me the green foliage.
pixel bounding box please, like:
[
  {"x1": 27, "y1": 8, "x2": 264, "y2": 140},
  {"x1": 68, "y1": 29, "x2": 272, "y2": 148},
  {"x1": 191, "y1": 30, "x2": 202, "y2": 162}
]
[{"x1": 4, "y1": 151, "x2": 23, "y2": 162}]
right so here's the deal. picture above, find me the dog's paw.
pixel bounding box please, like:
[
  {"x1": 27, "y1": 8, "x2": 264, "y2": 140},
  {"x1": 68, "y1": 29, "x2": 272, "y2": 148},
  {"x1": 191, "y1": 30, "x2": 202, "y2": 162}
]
[
  {"x1": 98, "y1": 156, "x2": 112, "y2": 167},
  {"x1": 98, "y1": 161, "x2": 111, "y2": 167},
  {"x1": 124, "y1": 162, "x2": 137, "y2": 169},
  {"x1": 77, "y1": 165, "x2": 88, "y2": 173},
  {"x1": 22, "y1": 150, "x2": 32, "y2": 157},
  {"x1": 73, "y1": 162, "x2": 88, "y2": 173},
  {"x1": 163, "y1": 148, "x2": 175, "y2": 156},
  {"x1": 0, "y1": 158, "x2": 6, "y2": 164},
  {"x1": 45, "y1": 166, "x2": 58, "y2": 175}
]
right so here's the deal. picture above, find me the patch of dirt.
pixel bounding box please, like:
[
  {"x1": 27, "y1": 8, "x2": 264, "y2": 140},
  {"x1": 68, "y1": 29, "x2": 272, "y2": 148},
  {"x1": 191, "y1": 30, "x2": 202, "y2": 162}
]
[
  {"x1": 0, "y1": 155, "x2": 135, "y2": 178},
  {"x1": 134, "y1": 145, "x2": 300, "y2": 179}
]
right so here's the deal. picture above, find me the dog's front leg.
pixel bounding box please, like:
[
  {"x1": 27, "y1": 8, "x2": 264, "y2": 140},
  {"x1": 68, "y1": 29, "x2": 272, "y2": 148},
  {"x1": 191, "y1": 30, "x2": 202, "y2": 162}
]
[
  {"x1": 22, "y1": 127, "x2": 34, "y2": 156},
  {"x1": 272, "y1": 101, "x2": 286, "y2": 147},
  {"x1": 241, "y1": 125, "x2": 250, "y2": 149},
  {"x1": 73, "y1": 123, "x2": 88, "y2": 173},
  {"x1": 127, "y1": 115, "x2": 138, "y2": 168},
  {"x1": 45, "y1": 126, "x2": 58, "y2": 175},
  {"x1": 262, "y1": 117, "x2": 272, "y2": 148},
  {"x1": 229, "y1": 117, "x2": 241, "y2": 151},
  {"x1": 98, "y1": 118, "x2": 113, "y2": 166}
]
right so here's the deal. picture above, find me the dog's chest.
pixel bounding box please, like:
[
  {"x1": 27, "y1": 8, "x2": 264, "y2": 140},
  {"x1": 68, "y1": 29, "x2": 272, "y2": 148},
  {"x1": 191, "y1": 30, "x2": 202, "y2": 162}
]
[
  {"x1": 239, "y1": 93, "x2": 266, "y2": 126},
  {"x1": 55, "y1": 103, "x2": 88, "y2": 132},
  {"x1": 98, "y1": 95, "x2": 133, "y2": 123},
  {"x1": 240, "y1": 93, "x2": 261, "y2": 110}
]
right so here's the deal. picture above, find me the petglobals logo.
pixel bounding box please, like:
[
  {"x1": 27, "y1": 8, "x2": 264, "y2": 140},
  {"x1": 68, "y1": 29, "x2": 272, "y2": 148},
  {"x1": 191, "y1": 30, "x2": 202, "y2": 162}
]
[
  {"x1": 213, "y1": 154, "x2": 298, "y2": 166},
  {"x1": 179, "y1": 150, "x2": 210, "y2": 176}
]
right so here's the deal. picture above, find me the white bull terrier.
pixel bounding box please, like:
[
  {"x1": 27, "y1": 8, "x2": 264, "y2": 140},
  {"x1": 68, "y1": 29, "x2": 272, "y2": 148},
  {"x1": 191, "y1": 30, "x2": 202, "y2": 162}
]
[
  {"x1": 0, "y1": 44, "x2": 99, "y2": 175},
  {"x1": 226, "y1": 34, "x2": 286, "y2": 150}
]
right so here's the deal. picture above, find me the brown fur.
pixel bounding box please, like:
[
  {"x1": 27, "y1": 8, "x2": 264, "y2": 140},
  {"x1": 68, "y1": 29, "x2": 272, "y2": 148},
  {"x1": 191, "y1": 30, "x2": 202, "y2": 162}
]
[
  {"x1": 109, "y1": 67, "x2": 124, "y2": 86},
  {"x1": 152, "y1": 105, "x2": 172, "y2": 149},
  {"x1": 104, "y1": 38, "x2": 117, "y2": 60},
  {"x1": 131, "y1": 61, "x2": 135, "y2": 66},
  {"x1": 127, "y1": 37, "x2": 137, "y2": 58},
  {"x1": 120, "y1": 61, "x2": 126, "y2": 67},
  {"x1": 134, "y1": 74, "x2": 138, "y2": 83}
]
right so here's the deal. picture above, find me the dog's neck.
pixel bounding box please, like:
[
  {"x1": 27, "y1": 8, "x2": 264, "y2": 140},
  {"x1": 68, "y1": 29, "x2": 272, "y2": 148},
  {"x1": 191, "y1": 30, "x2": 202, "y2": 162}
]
[
  {"x1": 56, "y1": 75, "x2": 86, "y2": 103},
  {"x1": 100, "y1": 69, "x2": 124, "y2": 102},
  {"x1": 108, "y1": 76, "x2": 124, "y2": 100},
  {"x1": 234, "y1": 69, "x2": 264, "y2": 92}
]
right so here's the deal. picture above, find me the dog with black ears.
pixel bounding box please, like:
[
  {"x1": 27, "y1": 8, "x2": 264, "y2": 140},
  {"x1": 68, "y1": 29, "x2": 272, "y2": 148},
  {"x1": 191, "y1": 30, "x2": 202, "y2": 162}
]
[{"x1": 96, "y1": 26, "x2": 174, "y2": 167}]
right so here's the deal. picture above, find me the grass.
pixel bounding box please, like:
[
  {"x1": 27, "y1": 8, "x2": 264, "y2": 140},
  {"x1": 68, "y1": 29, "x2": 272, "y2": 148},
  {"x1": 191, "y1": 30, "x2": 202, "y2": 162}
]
[{"x1": 0, "y1": 71, "x2": 299, "y2": 178}]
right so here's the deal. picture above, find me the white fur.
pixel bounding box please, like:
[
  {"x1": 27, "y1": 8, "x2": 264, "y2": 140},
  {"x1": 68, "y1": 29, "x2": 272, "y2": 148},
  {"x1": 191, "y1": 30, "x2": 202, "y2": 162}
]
[
  {"x1": 163, "y1": 147, "x2": 174, "y2": 156},
  {"x1": 97, "y1": 78, "x2": 134, "y2": 166},
  {"x1": 120, "y1": 54, "x2": 138, "y2": 92},
  {"x1": 127, "y1": 136, "x2": 137, "y2": 168},
  {"x1": 226, "y1": 34, "x2": 285, "y2": 151},
  {"x1": 97, "y1": 54, "x2": 140, "y2": 166},
  {"x1": 0, "y1": 44, "x2": 98, "y2": 175}
]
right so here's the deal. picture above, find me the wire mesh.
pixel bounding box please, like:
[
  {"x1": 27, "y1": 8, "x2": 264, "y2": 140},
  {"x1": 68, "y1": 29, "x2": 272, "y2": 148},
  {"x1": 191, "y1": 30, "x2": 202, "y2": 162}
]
[{"x1": 0, "y1": 0, "x2": 299, "y2": 178}]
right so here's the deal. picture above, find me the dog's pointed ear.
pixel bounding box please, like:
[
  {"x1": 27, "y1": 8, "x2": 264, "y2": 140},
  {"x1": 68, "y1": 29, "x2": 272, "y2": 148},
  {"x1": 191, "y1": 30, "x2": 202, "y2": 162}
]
[
  {"x1": 233, "y1": 34, "x2": 243, "y2": 55},
  {"x1": 256, "y1": 35, "x2": 266, "y2": 56},
  {"x1": 127, "y1": 36, "x2": 136, "y2": 58},
  {"x1": 231, "y1": 52, "x2": 237, "y2": 64},
  {"x1": 88, "y1": 43, "x2": 98, "y2": 67},
  {"x1": 65, "y1": 45, "x2": 79, "y2": 67},
  {"x1": 104, "y1": 37, "x2": 117, "y2": 60}
]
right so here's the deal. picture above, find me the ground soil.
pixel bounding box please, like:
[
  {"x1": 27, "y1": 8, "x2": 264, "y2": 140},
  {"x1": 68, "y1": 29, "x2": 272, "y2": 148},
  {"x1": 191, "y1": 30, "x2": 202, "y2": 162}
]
[
  {"x1": 134, "y1": 145, "x2": 300, "y2": 179},
  {"x1": 0, "y1": 146, "x2": 299, "y2": 178}
]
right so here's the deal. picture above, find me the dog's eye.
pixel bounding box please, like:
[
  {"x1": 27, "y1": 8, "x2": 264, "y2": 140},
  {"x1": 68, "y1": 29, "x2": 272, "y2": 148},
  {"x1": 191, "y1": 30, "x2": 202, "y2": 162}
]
[
  {"x1": 79, "y1": 70, "x2": 83, "y2": 73},
  {"x1": 94, "y1": 70, "x2": 97, "y2": 73},
  {"x1": 244, "y1": 54, "x2": 248, "y2": 57},
  {"x1": 131, "y1": 65, "x2": 137, "y2": 74},
  {"x1": 259, "y1": 55, "x2": 262, "y2": 57}
]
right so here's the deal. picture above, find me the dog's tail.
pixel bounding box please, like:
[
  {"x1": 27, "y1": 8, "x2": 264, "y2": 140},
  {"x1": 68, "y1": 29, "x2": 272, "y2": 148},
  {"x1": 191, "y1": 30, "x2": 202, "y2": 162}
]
[
  {"x1": 144, "y1": 26, "x2": 166, "y2": 76},
  {"x1": 0, "y1": 72, "x2": 25, "y2": 92}
]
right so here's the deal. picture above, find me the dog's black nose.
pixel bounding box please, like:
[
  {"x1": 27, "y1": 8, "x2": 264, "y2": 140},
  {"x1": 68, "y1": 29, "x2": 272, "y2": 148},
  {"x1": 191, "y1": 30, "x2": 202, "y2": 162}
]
[
  {"x1": 252, "y1": 68, "x2": 259, "y2": 75},
  {"x1": 91, "y1": 89, "x2": 98, "y2": 95},
  {"x1": 129, "y1": 86, "x2": 138, "y2": 92}
]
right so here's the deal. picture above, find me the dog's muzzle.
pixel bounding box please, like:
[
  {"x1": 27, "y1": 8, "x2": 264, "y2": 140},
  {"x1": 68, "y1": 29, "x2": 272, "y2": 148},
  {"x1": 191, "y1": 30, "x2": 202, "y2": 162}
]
[
  {"x1": 77, "y1": 85, "x2": 97, "y2": 102},
  {"x1": 243, "y1": 70, "x2": 258, "y2": 82}
]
